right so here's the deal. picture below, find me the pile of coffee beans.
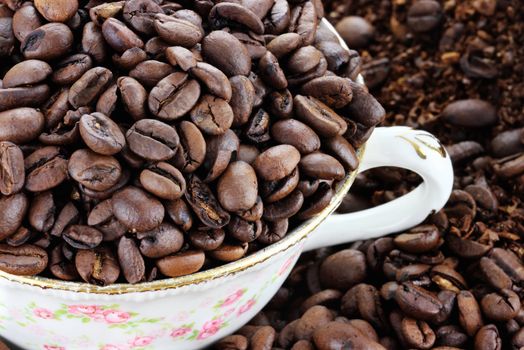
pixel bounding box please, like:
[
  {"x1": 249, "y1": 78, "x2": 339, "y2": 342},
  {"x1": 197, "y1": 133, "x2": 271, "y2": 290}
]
[
  {"x1": 0, "y1": 0, "x2": 386, "y2": 285},
  {"x1": 213, "y1": 0, "x2": 524, "y2": 349}
]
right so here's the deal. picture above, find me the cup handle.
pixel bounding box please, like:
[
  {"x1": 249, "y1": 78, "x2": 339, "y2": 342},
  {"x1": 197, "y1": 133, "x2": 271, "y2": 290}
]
[{"x1": 303, "y1": 126, "x2": 454, "y2": 252}]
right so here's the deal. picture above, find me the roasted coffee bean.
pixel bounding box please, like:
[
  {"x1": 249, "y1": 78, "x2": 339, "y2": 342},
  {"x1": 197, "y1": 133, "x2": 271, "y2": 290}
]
[
  {"x1": 323, "y1": 135, "x2": 359, "y2": 171},
  {"x1": 63, "y1": 225, "x2": 103, "y2": 250},
  {"x1": 191, "y1": 62, "x2": 232, "y2": 101},
  {"x1": 335, "y1": 16, "x2": 374, "y2": 48},
  {"x1": 75, "y1": 247, "x2": 120, "y2": 285},
  {"x1": 301, "y1": 76, "x2": 352, "y2": 109},
  {"x1": 50, "y1": 202, "x2": 79, "y2": 238},
  {"x1": 25, "y1": 146, "x2": 68, "y2": 192},
  {"x1": 165, "y1": 46, "x2": 197, "y2": 71},
  {"x1": 68, "y1": 149, "x2": 122, "y2": 191},
  {"x1": 155, "y1": 14, "x2": 202, "y2": 47},
  {"x1": 254, "y1": 145, "x2": 301, "y2": 181},
  {"x1": 0, "y1": 193, "x2": 28, "y2": 241},
  {"x1": 6, "y1": 226, "x2": 33, "y2": 247},
  {"x1": 489, "y1": 248, "x2": 524, "y2": 283},
  {"x1": 0, "y1": 141, "x2": 24, "y2": 195},
  {"x1": 287, "y1": 46, "x2": 323, "y2": 75},
  {"x1": 259, "y1": 51, "x2": 288, "y2": 90},
  {"x1": 102, "y1": 18, "x2": 144, "y2": 54},
  {"x1": 481, "y1": 289, "x2": 521, "y2": 322},
  {"x1": 129, "y1": 59, "x2": 173, "y2": 88},
  {"x1": 479, "y1": 257, "x2": 512, "y2": 290},
  {"x1": 49, "y1": 244, "x2": 79, "y2": 281},
  {"x1": 261, "y1": 167, "x2": 300, "y2": 203},
  {"x1": 112, "y1": 47, "x2": 147, "y2": 70},
  {"x1": 126, "y1": 119, "x2": 179, "y2": 161},
  {"x1": 117, "y1": 236, "x2": 145, "y2": 284},
  {"x1": 81, "y1": 21, "x2": 107, "y2": 64},
  {"x1": 490, "y1": 128, "x2": 524, "y2": 158},
  {"x1": 34, "y1": 0, "x2": 78, "y2": 23},
  {"x1": 394, "y1": 225, "x2": 441, "y2": 253},
  {"x1": 237, "y1": 144, "x2": 260, "y2": 165},
  {"x1": 217, "y1": 161, "x2": 258, "y2": 212},
  {"x1": 263, "y1": 189, "x2": 304, "y2": 221},
  {"x1": 264, "y1": 0, "x2": 290, "y2": 35},
  {"x1": 79, "y1": 112, "x2": 125, "y2": 155},
  {"x1": 244, "y1": 108, "x2": 271, "y2": 143},
  {"x1": 116, "y1": 76, "x2": 147, "y2": 121},
  {"x1": 208, "y1": 242, "x2": 248, "y2": 262},
  {"x1": 300, "y1": 152, "x2": 345, "y2": 180},
  {"x1": 96, "y1": 84, "x2": 118, "y2": 117},
  {"x1": 236, "y1": 196, "x2": 264, "y2": 222},
  {"x1": 267, "y1": 89, "x2": 294, "y2": 119},
  {"x1": 320, "y1": 249, "x2": 366, "y2": 291},
  {"x1": 457, "y1": 290, "x2": 484, "y2": 336},
  {"x1": 294, "y1": 95, "x2": 347, "y2": 137},
  {"x1": 189, "y1": 227, "x2": 225, "y2": 251},
  {"x1": 186, "y1": 174, "x2": 230, "y2": 229},
  {"x1": 267, "y1": 33, "x2": 302, "y2": 59},
  {"x1": 289, "y1": 1, "x2": 317, "y2": 46},
  {"x1": 28, "y1": 191, "x2": 55, "y2": 233},
  {"x1": 313, "y1": 321, "x2": 384, "y2": 350},
  {"x1": 156, "y1": 250, "x2": 205, "y2": 277},
  {"x1": 52, "y1": 54, "x2": 93, "y2": 86},
  {"x1": 12, "y1": 4, "x2": 43, "y2": 42},
  {"x1": 442, "y1": 99, "x2": 497, "y2": 127},
  {"x1": 257, "y1": 219, "x2": 288, "y2": 244},
  {"x1": 395, "y1": 282, "x2": 443, "y2": 321},
  {"x1": 122, "y1": 0, "x2": 163, "y2": 36},
  {"x1": 474, "y1": 324, "x2": 501, "y2": 350},
  {"x1": 209, "y1": 2, "x2": 264, "y2": 35},
  {"x1": 87, "y1": 199, "x2": 126, "y2": 242},
  {"x1": 190, "y1": 94, "x2": 234, "y2": 135},
  {"x1": 140, "y1": 162, "x2": 186, "y2": 200},
  {"x1": 407, "y1": 0, "x2": 443, "y2": 33},
  {"x1": 172, "y1": 120, "x2": 206, "y2": 173},
  {"x1": 345, "y1": 81, "x2": 385, "y2": 127},
  {"x1": 201, "y1": 129, "x2": 240, "y2": 183},
  {"x1": 202, "y1": 30, "x2": 252, "y2": 77},
  {"x1": 272, "y1": 119, "x2": 320, "y2": 155},
  {"x1": 401, "y1": 317, "x2": 435, "y2": 349},
  {"x1": 0, "y1": 84, "x2": 50, "y2": 111},
  {"x1": 229, "y1": 75, "x2": 256, "y2": 126},
  {"x1": 112, "y1": 186, "x2": 164, "y2": 232},
  {"x1": 227, "y1": 216, "x2": 262, "y2": 243},
  {"x1": 297, "y1": 182, "x2": 334, "y2": 219},
  {"x1": 214, "y1": 335, "x2": 249, "y2": 350},
  {"x1": 21, "y1": 23, "x2": 73, "y2": 60},
  {"x1": 2, "y1": 59, "x2": 51, "y2": 88},
  {"x1": 68, "y1": 67, "x2": 113, "y2": 109},
  {"x1": 0, "y1": 244, "x2": 47, "y2": 276}
]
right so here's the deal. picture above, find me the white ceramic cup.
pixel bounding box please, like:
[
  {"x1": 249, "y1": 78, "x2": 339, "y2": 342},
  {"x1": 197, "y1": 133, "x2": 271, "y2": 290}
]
[{"x1": 0, "y1": 20, "x2": 454, "y2": 350}]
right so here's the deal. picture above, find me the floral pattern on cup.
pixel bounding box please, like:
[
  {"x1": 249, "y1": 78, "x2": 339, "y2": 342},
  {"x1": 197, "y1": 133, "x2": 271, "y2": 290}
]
[{"x1": 0, "y1": 249, "x2": 300, "y2": 348}]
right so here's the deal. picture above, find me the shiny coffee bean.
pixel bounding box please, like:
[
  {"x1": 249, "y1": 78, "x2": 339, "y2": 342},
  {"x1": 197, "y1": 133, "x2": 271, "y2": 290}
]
[
  {"x1": 117, "y1": 236, "x2": 145, "y2": 284},
  {"x1": 140, "y1": 162, "x2": 186, "y2": 201},
  {"x1": 68, "y1": 67, "x2": 113, "y2": 109},
  {"x1": 294, "y1": 95, "x2": 347, "y2": 137},
  {"x1": 165, "y1": 199, "x2": 193, "y2": 232},
  {"x1": 0, "y1": 193, "x2": 28, "y2": 241},
  {"x1": 407, "y1": 0, "x2": 443, "y2": 33},
  {"x1": 254, "y1": 145, "x2": 301, "y2": 181},
  {"x1": 68, "y1": 149, "x2": 122, "y2": 191},
  {"x1": 0, "y1": 244, "x2": 48, "y2": 276},
  {"x1": 156, "y1": 250, "x2": 205, "y2": 277},
  {"x1": 63, "y1": 225, "x2": 103, "y2": 250},
  {"x1": 75, "y1": 247, "x2": 120, "y2": 286},
  {"x1": 202, "y1": 30, "x2": 252, "y2": 77},
  {"x1": 186, "y1": 174, "x2": 230, "y2": 229},
  {"x1": 21, "y1": 23, "x2": 73, "y2": 60},
  {"x1": 112, "y1": 186, "x2": 164, "y2": 232},
  {"x1": 25, "y1": 146, "x2": 68, "y2": 192},
  {"x1": 172, "y1": 120, "x2": 206, "y2": 173},
  {"x1": 79, "y1": 112, "x2": 125, "y2": 155},
  {"x1": 126, "y1": 119, "x2": 179, "y2": 162},
  {"x1": 189, "y1": 227, "x2": 225, "y2": 251},
  {"x1": 0, "y1": 141, "x2": 24, "y2": 195}
]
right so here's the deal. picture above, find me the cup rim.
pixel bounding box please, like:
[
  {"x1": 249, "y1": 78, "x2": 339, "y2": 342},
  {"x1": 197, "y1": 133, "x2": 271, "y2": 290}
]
[{"x1": 0, "y1": 146, "x2": 365, "y2": 294}]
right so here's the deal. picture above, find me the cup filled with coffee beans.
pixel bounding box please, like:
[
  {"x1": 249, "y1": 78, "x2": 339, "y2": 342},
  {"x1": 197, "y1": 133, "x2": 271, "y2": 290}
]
[{"x1": 0, "y1": 0, "x2": 453, "y2": 348}]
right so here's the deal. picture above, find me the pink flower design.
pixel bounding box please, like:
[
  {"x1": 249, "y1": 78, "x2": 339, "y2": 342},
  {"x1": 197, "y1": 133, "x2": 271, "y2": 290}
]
[
  {"x1": 278, "y1": 255, "x2": 296, "y2": 276},
  {"x1": 221, "y1": 289, "x2": 245, "y2": 307},
  {"x1": 170, "y1": 327, "x2": 192, "y2": 338},
  {"x1": 43, "y1": 346, "x2": 65, "y2": 350},
  {"x1": 103, "y1": 310, "x2": 131, "y2": 324},
  {"x1": 237, "y1": 299, "x2": 256, "y2": 316},
  {"x1": 67, "y1": 305, "x2": 100, "y2": 315},
  {"x1": 34, "y1": 308, "x2": 54, "y2": 319},
  {"x1": 100, "y1": 345, "x2": 130, "y2": 350},
  {"x1": 129, "y1": 336, "x2": 154, "y2": 347},
  {"x1": 197, "y1": 319, "x2": 223, "y2": 340}
]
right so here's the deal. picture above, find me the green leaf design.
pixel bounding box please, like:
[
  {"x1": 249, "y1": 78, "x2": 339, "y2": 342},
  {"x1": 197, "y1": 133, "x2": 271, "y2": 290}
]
[
  {"x1": 187, "y1": 330, "x2": 199, "y2": 341},
  {"x1": 81, "y1": 317, "x2": 90, "y2": 323}
]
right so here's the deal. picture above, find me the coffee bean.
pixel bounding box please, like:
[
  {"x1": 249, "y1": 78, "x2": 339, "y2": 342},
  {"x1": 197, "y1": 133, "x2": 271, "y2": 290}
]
[
  {"x1": 126, "y1": 119, "x2": 179, "y2": 161},
  {"x1": 264, "y1": 0, "x2": 290, "y2": 35},
  {"x1": 202, "y1": 130, "x2": 239, "y2": 182},
  {"x1": 0, "y1": 141, "x2": 24, "y2": 195},
  {"x1": 208, "y1": 242, "x2": 248, "y2": 262},
  {"x1": 407, "y1": 0, "x2": 443, "y2": 33},
  {"x1": 0, "y1": 193, "x2": 28, "y2": 241},
  {"x1": 140, "y1": 162, "x2": 186, "y2": 200},
  {"x1": 112, "y1": 186, "x2": 164, "y2": 232},
  {"x1": 79, "y1": 112, "x2": 125, "y2": 156},
  {"x1": 474, "y1": 324, "x2": 501, "y2": 350},
  {"x1": 481, "y1": 289, "x2": 520, "y2": 322},
  {"x1": 25, "y1": 146, "x2": 68, "y2": 192},
  {"x1": 68, "y1": 67, "x2": 113, "y2": 109},
  {"x1": 130, "y1": 59, "x2": 174, "y2": 88},
  {"x1": 263, "y1": 189, "x2": 304, "y2": 221},
  {"x1": 2, "y1": 59, "x2": 51, "y2": 88},
  {"x1": 12, "y1": 4, "x2": 43, "y2": 42},
  {"x1": 75, "y1": 247, "x2": 120, "y2": 285},
  {"x1": 34, "y1": 0, "x2": 78, "y2": 23},
  {"x1": 0, "y1": 244, "x2": 47, "y2": 276},
  {"x1": 320, "y1": 249, "x2": 367, "y2": 291},
  {"x1": 300, "y1": 152, "x2": 345, "y2": 180},
  {"x1": 49, "y1": 244, "x2": 79, "y2": 281},
  {"x1": 259, "y1": 51, "x2": 288, "y2": 90},
  {"x1": 267, "y1": 33, "x2": 302, "y2": 59},
  {"x1": 52, "y1": 54, "x2": 93, "y2": 86},
  {"x1": 155, "y1": 14, "x2": 203, "y2": 47},
  {"x1": 395, "y1": 282, "x2": 443, "y2": 321},
  {"x1": 165, "y1": 46, "x2": 197, "y2": 71},
  {"x1": 112, "y1": 47, "x2": 147, "y2": 70},
  {"x1": 50, "y1": 202, "x2": 79, "y2": 238},
  {"x1": 490, "y1": 128, "x2": 524, "y2": 158},
  {"x1": 313, "y1": 321, "x2": 385, "y2": 350},
  {"x1": 272, "y1": 119, "x2": 320, "y2": 155},
  {"x1": 261, "y1": 167, "x2": 300, "y2": 204},
  {"x1": 63, "y1": 225, "x2": 103, "y2": 250},
  {"x1": 28, "y1": 191, "x2": 55, "y2": 233},
  {"x1": 102, "y1": 18, "x2": 144, "y2": 54},
  {"x1": 123, "y1": 0, "x2": 163, "y2": 36},
  {"x1": 289, "y1": 1, "x2": 317, "y2": 46},
  {"x1": 254, "y1": 145, "x2": 301, "y2": 181},
  {"x1": 218, "y1": 161, "x2": 258, "y2": 212},
  {"x1": 172, "y1": 120, "x2": 206, "y2": 173},
  {"x1": 137, "y1": 223, "x2": 184, "y2": 259},
  {"x1": 82, "y1": 21, "x2": 107, "y2": 63},
  {"x1": 294, "y1": 95, "x2": 347, "y2": 137},
  {"x1": 244, "y1": 108, "x2": 271, "y2": 143},
  {"x1": 394, "y1": 225, "x2": 441, "y2": 253},
  {"x1": 442, "y1": 99, "x2": 497, "y2": 127},
  {"x1": 191, "y1": 62, "x2": 232, "y2": 101},
  {"x1": 189, "y1": 227, "x2": 225, "y2": 251},
  {"x1": 156, "y1": 250, "x2": 205, "y2": 277},
  {"x1": 68, "y1": 149, "x2": 122, "y2": 191},
  {"x1": 117, "y1": 236, "x2": 145, "y2": 284},
  {"x1": 186, "y1": 174, "x2": 230, "y2": 228},
  {"x1": 301, "y1": 76, "x2": 352, "y2": 109},
  {"x1": 457, "y1": 290, "x2": 484, "y2": 336},
  {"x1": 190, "y1": 94, "x2": 234, "y2": 136},
  {"x1": 202, "y1": 30, "x2": 252, "y2": 77},
  {"x1": 336, "y1": 16, "x2": 374, "y2": 48},
  {"x1": 21, "y1": 23, "x2": 73, "y2": 60},
  {"x1": 214, "y1": 335, "x2": 248, "y2": 350}
]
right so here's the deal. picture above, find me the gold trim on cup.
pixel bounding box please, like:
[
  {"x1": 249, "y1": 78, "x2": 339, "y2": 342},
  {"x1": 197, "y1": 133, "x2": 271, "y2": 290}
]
[{"x1": 0, "y1": 147, "x2": 365, "y2": 294}]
